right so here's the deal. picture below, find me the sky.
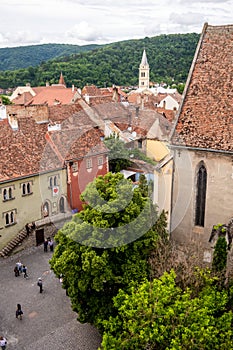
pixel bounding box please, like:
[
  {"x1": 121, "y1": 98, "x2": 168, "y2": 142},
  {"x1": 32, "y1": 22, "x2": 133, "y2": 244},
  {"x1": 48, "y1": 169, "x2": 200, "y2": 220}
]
[{"x1": 0, "y1": 0, "x2": 233, "y2": 48}]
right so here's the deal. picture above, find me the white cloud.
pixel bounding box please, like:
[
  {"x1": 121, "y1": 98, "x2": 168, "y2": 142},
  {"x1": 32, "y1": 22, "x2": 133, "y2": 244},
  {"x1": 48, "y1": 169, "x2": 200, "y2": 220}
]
[
  {"x1": 0, "y1": 0, "x2": 232, "y2": 48},
  {"x1": 65, "y1": 22, "x2": 102, "y2": 42}
]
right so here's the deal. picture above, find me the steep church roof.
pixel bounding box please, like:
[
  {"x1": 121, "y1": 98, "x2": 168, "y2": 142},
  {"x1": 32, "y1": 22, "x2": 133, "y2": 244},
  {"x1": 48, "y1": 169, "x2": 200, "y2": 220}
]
[
  {"x1": 171, "y1": 23, "x2": 233, "y2": 152},
  {"x1": 140, "y1": 49, "x2": 149, "y2": 66},
  {"x1": 58, "y1": 72, "x2": 66, "y2": 86}
]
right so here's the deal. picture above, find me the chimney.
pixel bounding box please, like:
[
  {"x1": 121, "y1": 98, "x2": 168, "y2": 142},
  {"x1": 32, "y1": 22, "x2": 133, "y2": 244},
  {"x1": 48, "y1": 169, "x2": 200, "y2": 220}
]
[
  {"x1": 8, "y1": 113, "x2": 18, "y2": 130},
  {"x1": 72, "y1": 84, "x2": 75, "y2": 92}
]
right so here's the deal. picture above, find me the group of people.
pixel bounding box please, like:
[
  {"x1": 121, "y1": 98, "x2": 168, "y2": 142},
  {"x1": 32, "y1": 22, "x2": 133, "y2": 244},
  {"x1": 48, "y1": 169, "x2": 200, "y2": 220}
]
[
  {"x1": 14, "y1": 260, "x2": 28, "y2": 278},
  {"x1": 43, "y1": 237, "x2": 54, "y2": 252},
  {"x1": 1, "y1": 233, "x2": 55, "y2": 348}
]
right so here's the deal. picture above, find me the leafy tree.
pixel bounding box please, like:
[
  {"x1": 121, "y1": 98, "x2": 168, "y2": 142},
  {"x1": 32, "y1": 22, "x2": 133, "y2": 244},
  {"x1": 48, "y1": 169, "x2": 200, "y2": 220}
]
[
  {"x1": 100, "y1": 270, "x2": 233, "y2": 349},
  {"x1": 50, "y1": 172, "x2": 166, "y2": 329},
  {"x1": 104, "y1": 134, "x2": 156, "y2": 173},
  {"x1": 0, "y1": 95, "x2": 11, "y2": 104},
  {"x1": 104, "y1": 134, "x2": 131, "y2": 172},
  {"x1": 212, "y1": 236, "x2": 228, "y2": 273},
  {"x1": 129, "y1": 147, "x2": 156, "y2": 165},
  {"x1": 138, "y1": 173, "x2": 149, "y2": 198}
]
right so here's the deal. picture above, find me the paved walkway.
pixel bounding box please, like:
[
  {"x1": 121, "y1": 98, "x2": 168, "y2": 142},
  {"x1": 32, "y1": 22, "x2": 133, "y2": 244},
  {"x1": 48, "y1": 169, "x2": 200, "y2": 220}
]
[{"x1": 0, "y1": 244, "x2": 102, "y2": 349}]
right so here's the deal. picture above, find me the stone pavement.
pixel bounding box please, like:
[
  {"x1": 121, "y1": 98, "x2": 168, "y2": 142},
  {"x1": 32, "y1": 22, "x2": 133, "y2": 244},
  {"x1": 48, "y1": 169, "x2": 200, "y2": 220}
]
[{"x1": 0, "y1": 244, "x2": 102, "y2": 349}]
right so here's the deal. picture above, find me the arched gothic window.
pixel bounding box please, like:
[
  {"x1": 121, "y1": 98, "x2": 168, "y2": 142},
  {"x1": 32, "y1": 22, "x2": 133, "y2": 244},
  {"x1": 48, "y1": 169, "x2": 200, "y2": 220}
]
[
  {"x1": 3, "y1": 189, "x2": 7, "y2": 200},
  {"x1": 27, "y1": 183, "x2": 31, "y2": 194},
  {"x1": 195, "y1": 163, "x2": 207, "y2": 227},
  {"x1": 5, "y1": 213, "x2": 9, "y2": 225},
  {"x1": 59, "y1": 197, "x2": 65, "y2": 213},
  {"x1": 10, "y1": 211, "x2": 14, "y2": 223},
  {"x1": 22, "y1": 183, "x2": 26, "y2": 195}
]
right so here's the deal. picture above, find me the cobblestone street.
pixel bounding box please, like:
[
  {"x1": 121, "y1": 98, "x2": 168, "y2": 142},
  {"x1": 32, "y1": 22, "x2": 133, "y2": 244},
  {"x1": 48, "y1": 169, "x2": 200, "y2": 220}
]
[{"x1": 0, "y1": 242, "x2": 102, "y2": 349}]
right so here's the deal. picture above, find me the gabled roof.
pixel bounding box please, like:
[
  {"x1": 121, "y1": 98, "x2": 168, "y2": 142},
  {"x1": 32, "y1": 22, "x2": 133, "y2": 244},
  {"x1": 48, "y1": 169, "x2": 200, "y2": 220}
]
[
  {"x1": 0, "y1": 103, "x2": 106, "y2": 182},
  {"x1": 92, "y1": 102, "x2": 172, "y2": 140},
  {"x1": 46, "y1": 127, "x2": 108, "y2": 162},
  {"x1": 11, "y1": 85, "x2": 79, "y2": 106},
  {"x1": 172, "y1": 23, "x2": 233, "y2": 152}
]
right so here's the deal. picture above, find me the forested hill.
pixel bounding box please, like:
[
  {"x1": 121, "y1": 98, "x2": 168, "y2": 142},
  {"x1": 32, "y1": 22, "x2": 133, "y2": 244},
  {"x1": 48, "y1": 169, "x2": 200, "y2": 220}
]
[
  {"x1": 0, "y1": 33, "x2": 200, "y2": 90},
  {"x1": 0, "y1": 43, "x2": 102, "y2": 71}
]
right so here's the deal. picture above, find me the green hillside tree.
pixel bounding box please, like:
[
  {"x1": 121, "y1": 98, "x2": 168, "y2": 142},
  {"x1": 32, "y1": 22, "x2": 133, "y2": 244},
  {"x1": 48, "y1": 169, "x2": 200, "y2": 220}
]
[
  {"x1": 100, "y1": 270, "x2": 233, "y2": 349},
  {"x1": 50, "y1": 172, "x2": 167, "y2": 329}
]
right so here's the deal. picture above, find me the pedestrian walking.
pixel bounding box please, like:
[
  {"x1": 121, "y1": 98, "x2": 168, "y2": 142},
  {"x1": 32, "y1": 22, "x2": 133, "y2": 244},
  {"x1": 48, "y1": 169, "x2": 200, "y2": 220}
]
[
  {"x1": 16, "y1": 304, "x2": 23, "y2": 320},
  {"x1": 22, "y1": 265, "x2": 28, "y2": 278},
  {"x1": 30, "y1": 222, "x2": 36, "y2": 231},
  {"x1": 48, "y1": 238, "x2": 54, "y2": 252},
  {"x1": 0, "y1": 336, "x2": 7, "y2": 349},
  {"x1": 14, "y1": 265, "x2": 19, "y2": 277},
  {"x1": 43, "y1": 239, "x2": 48, "y2": 252},
  {"x1": 37, "y1": 278, "x2": 43, "y2": 293},
  {"x1": 16, "y1": 260, "x2": 22, "y2": 274},
  {"x1": 25, "y1": 223, "x2": 30, "y2": 236}
]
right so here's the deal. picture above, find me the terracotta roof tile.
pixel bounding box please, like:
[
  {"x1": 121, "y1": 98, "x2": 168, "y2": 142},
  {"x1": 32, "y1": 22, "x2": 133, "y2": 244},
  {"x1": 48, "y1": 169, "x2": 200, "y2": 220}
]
[
  {"x1": 0, "y1": 103, "x2": 106, "y2": 182},
  {"x1": 11, "y1": 86, "x2": 78, "y2": 106},
  {"x1": 172, "y1": 24, "x2": 233, "y2": 151}
]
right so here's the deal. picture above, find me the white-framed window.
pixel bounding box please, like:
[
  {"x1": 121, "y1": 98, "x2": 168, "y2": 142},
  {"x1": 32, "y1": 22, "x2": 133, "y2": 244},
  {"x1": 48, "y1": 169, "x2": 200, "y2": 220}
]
[
  {"x1": 71, "y1": 162, "x2": 78, "y2": 173},
  {"x1": 141, "y1": 72, "x2": 145, "y2": 77},
  {"x1": 2, "y1": 186, "x2": 14, "y2": 201},
  {"x1": 86, "y1": 158, "x2": 92, "y2": 169},
  {"x1": 48, "y1": 175, "x2": 59, "y2": 188},
  {"x1": 21, "y1": 181, "x2": 33, "y2": 196},
  {"x1": 4, "y1": 209, "x2": 16, "y2": 226},
  {"x1": 97, "y1": 156, "x2": 103, "y2": 166}
]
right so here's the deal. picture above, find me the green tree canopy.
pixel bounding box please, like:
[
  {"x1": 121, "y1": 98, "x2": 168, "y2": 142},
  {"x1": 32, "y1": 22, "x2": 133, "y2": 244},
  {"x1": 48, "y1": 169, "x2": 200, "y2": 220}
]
[
  {"x1": 101, "y1": 270, "x2": 233, "y2": 349},
  {"x1": 104, "y1": 135, "x2": 132, "y2": 172},
  {"x1": 50, "y1": 172, "x2": 167, "y2": 328}
]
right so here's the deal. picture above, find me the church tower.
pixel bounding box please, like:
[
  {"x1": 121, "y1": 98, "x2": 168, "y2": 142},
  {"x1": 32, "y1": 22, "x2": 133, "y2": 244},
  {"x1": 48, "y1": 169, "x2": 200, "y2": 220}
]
[{"x1": 139, "y1": 49, "x2": 149, "y2": 90}]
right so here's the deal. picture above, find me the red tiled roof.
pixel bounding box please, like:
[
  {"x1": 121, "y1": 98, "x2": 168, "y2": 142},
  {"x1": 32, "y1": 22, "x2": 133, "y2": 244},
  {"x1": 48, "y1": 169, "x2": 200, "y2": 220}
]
[
  {"x1": 92, "y1": 102, "x2": 172, "y2": 138},
  {"x1": 172, "y1": 23, "x2": 233, "y2": 151},
  {"x1": 82, "y1": 85, "x2": 100, "y2": 96},
  {"x1": 0, "y1": 117, "x2": 62, "y2": 182},
  {"x1": 12, "y1": 86, "x2": 78, "y2": 106},
  {"x1": 0, "y1": 103, "x2": 106, "y2": 182},
  {"x1": 47, "y1": 127, "x2": 107, "y2": 162},
  {"x1": 81, "y1": 85, "x2": 127, "y2": 105}
]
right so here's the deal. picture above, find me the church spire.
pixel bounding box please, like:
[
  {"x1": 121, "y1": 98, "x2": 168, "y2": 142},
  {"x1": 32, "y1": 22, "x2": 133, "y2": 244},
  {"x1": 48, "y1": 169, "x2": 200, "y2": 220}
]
[
  {"x1": 139, "y1": 49, "x2": 149, "y2": 90},
  {"x1": 140, "y1": 49, "x2": 148, "y2": 66},
  {"x1": 59, "y1": 72, "x2": 66, "y2": 86}
]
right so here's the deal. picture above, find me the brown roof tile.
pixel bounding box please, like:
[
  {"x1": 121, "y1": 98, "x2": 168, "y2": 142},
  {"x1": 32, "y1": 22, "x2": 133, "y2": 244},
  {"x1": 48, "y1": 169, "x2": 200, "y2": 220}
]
[
  {"x1": 172, "y1": 23, "x2": 233, "y2": 151},
  {"x1": 0, "y1": 103, "x2": 106, "y2": 182},
  {"x1": 12, "y1": 86, "x2": 78, "y2": 106}
]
